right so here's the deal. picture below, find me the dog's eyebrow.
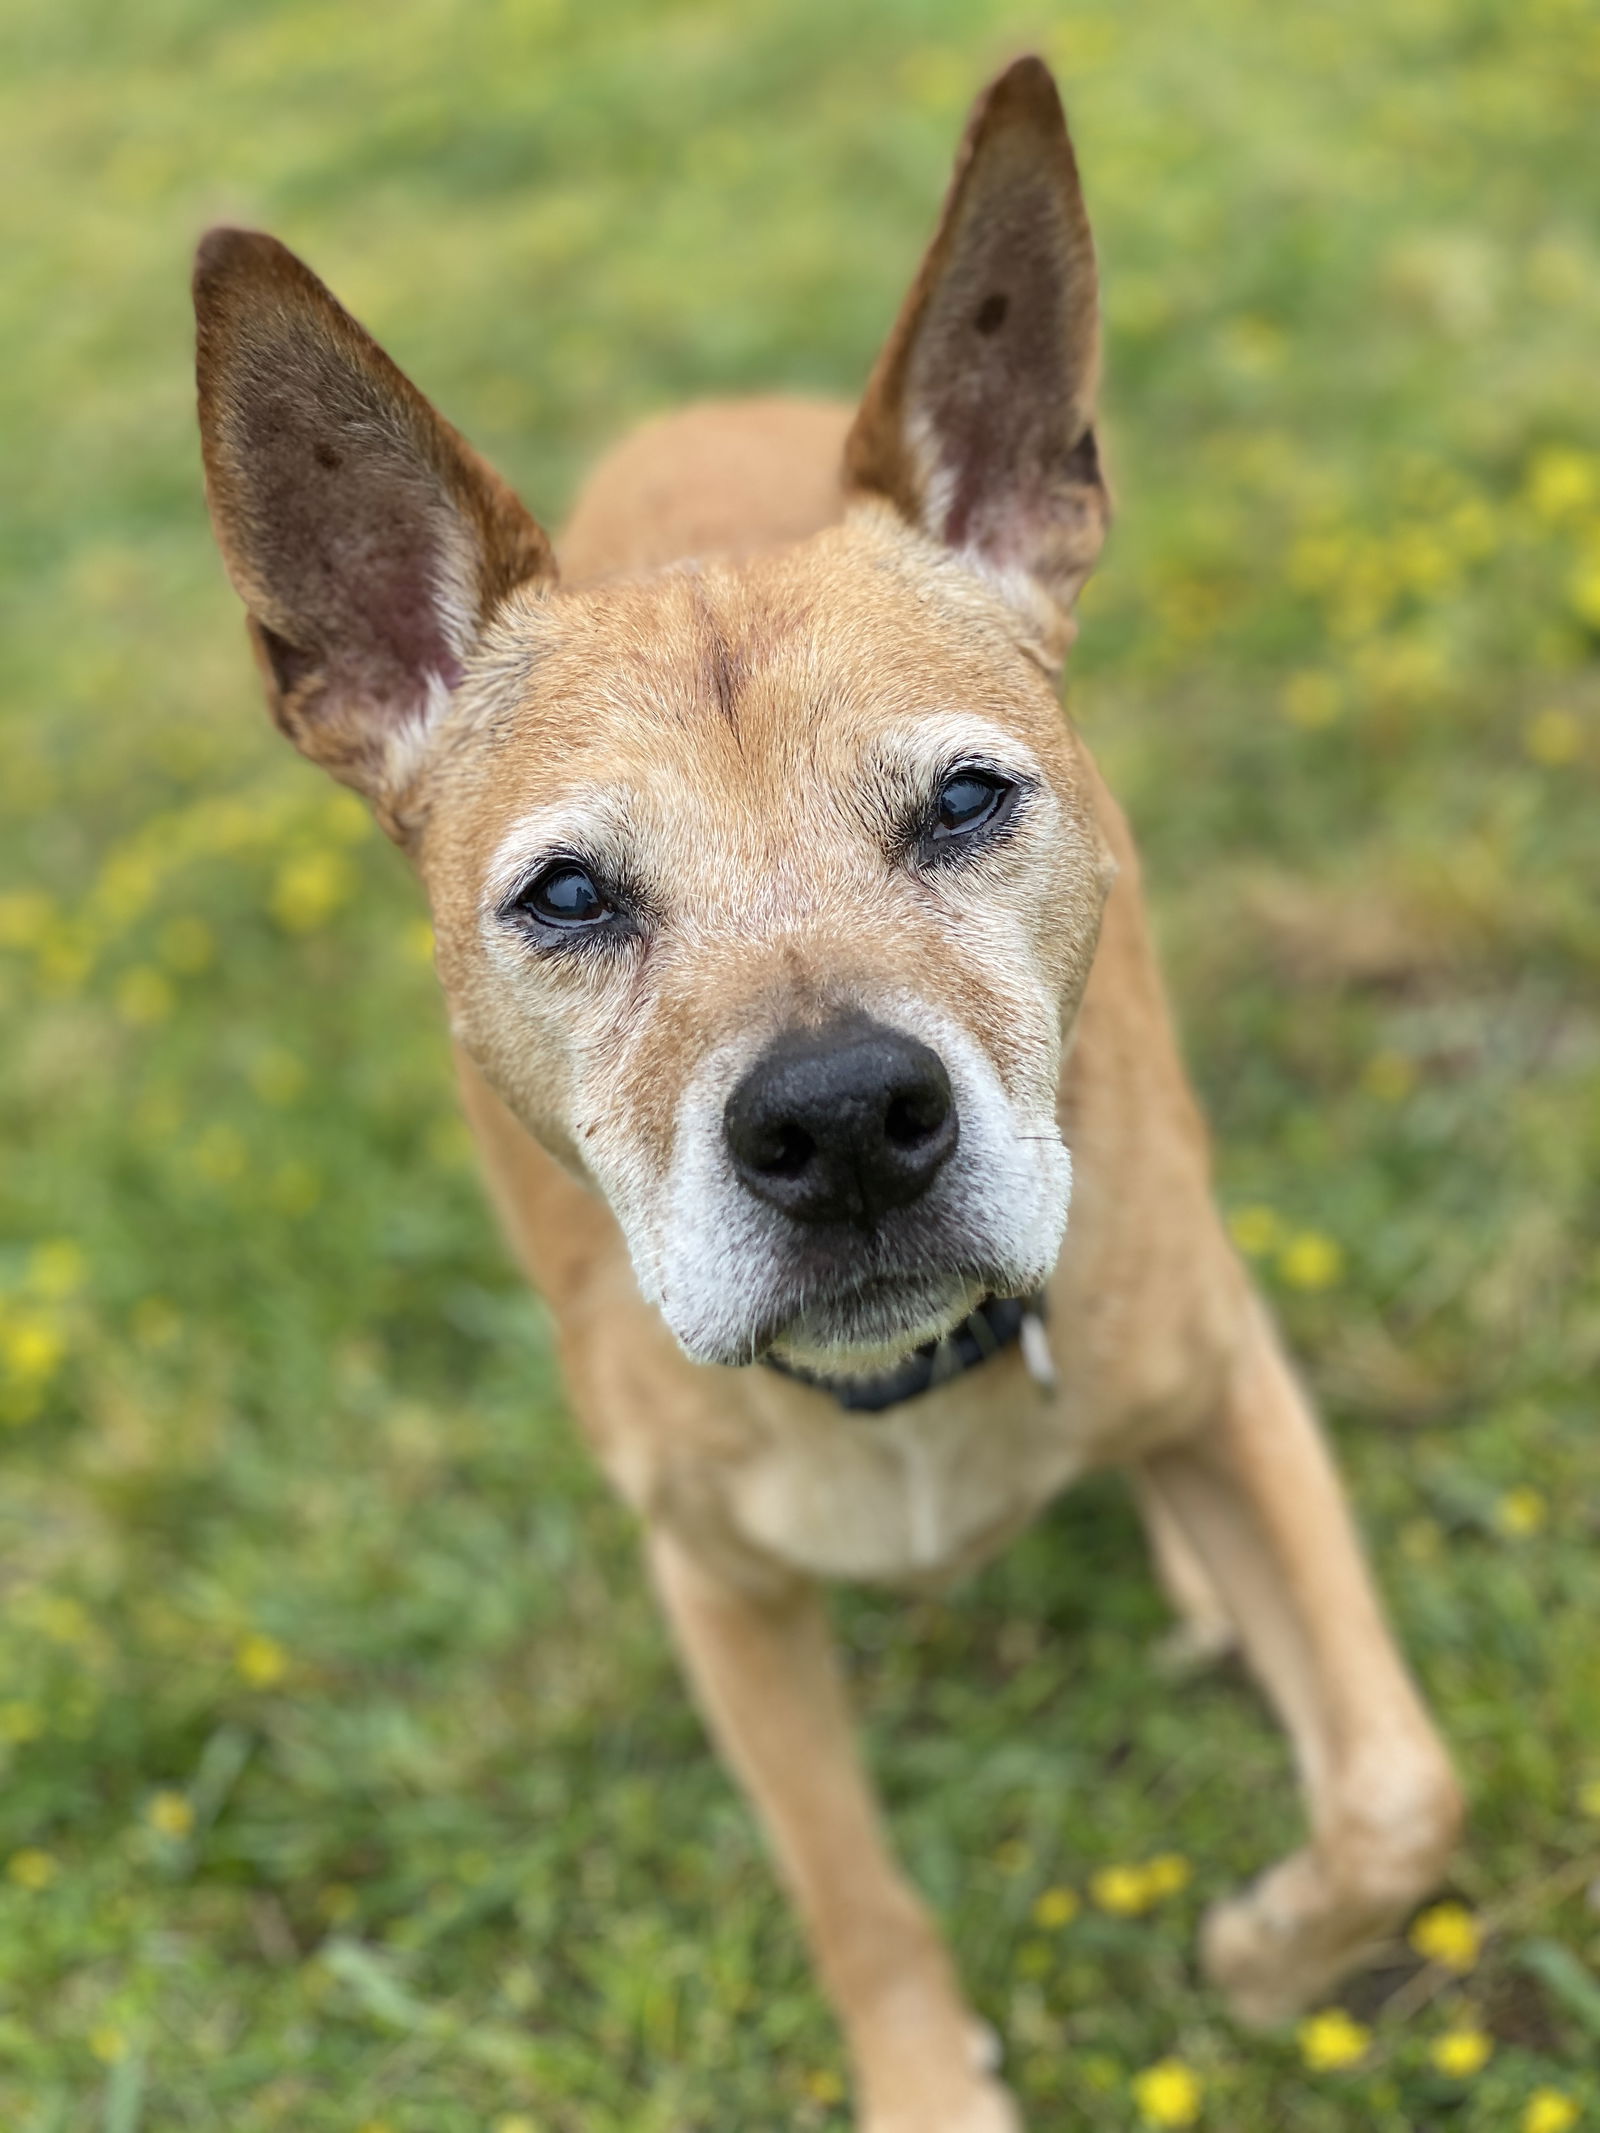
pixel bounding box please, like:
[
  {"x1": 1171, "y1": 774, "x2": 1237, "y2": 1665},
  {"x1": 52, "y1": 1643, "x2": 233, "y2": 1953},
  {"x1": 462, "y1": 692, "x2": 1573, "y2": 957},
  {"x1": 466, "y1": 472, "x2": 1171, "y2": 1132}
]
[{"x1": 481, "y1": 796, "x2": 636, "y2": 908}]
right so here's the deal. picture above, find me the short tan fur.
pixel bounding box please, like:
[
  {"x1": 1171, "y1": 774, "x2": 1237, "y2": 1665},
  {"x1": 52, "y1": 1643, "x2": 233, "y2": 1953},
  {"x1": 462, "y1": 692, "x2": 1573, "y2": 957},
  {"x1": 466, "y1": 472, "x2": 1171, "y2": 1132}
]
[{"x1": 194, "y1": 57, "x2": 1460, "y2": 2131}]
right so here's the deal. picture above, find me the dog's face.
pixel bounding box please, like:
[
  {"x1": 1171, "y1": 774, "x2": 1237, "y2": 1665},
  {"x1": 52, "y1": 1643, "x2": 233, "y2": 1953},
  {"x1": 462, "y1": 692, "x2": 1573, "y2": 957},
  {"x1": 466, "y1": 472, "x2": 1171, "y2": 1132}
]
[{"x1": 193, "y1": 57, "x2": 1113, "y2": 1371}]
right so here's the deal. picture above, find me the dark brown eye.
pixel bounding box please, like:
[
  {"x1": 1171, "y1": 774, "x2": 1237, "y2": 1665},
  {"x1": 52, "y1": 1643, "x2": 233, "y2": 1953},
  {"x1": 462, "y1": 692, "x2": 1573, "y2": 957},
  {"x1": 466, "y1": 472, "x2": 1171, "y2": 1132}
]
[
  {"x1": 516, "y1": 861, "x2": 615, "y2": 929},
  {"x1": 931, "y1": 770, "x2": 1015, "y2": 844}
]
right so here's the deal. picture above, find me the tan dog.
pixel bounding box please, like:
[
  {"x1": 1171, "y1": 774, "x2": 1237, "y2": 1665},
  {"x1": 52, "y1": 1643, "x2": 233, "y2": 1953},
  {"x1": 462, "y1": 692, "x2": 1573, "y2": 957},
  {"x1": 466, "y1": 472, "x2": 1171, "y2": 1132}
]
[{"x1": 193, "y1": 57, "x2": 1460, "y2": 2131}]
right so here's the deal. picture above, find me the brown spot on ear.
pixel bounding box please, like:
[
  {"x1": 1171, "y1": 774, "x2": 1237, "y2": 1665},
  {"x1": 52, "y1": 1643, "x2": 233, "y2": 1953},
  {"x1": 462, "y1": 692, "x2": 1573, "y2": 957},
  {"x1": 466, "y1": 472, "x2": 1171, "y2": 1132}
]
[
  {"x1": 193, "y1": 226, "x2": 555, "y2": 818},
  {"x1": 844, "y1": 55, "x2": 1109, "y2": 659}
]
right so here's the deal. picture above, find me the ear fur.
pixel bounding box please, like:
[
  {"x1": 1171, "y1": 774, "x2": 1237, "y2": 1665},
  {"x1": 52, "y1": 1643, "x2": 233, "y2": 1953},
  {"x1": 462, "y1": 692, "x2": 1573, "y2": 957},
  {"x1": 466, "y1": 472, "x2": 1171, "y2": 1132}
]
[
  {"x1": 193, "y1": 229, "x2": 554, "y2": 835},
  {"x1": 845, "y1": 56, "x2": 1109, "y2": 667}
]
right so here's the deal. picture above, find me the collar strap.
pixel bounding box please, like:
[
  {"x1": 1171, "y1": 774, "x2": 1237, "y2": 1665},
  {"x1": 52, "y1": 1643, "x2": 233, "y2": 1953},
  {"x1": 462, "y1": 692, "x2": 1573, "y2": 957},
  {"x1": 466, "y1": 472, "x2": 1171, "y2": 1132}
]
[{"x1": 763, "y1": 1292, "x2": 1052, "y2": 1415}]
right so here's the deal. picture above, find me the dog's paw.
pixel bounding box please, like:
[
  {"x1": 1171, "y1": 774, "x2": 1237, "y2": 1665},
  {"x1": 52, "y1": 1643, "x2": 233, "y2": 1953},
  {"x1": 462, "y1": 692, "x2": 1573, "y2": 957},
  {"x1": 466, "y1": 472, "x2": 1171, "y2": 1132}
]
[
  {"x1": 1200, "y1": 1858, "x2": 1392, "y2": 2029},
  {"x1": 863, "y1": 2075, "x2": 1021, "y2": 2133}
]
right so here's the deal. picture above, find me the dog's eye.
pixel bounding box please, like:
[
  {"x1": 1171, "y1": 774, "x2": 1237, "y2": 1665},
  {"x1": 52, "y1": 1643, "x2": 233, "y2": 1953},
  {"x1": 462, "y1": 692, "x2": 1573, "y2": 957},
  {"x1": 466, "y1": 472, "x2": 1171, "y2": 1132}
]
[
  {"x1": 930, "y1": 769, "x2": 1016, "y2": 845},
  {"x1": 515, "y1": 861, "x2": 616, "y2": 930}
]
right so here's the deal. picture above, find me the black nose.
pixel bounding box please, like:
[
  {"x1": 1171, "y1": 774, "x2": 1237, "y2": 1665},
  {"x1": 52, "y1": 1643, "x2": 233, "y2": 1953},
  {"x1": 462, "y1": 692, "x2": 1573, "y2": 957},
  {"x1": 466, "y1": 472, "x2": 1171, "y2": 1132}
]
[{"x1": 724, "y1": 1016, "x2": 958, "y2": 1228}]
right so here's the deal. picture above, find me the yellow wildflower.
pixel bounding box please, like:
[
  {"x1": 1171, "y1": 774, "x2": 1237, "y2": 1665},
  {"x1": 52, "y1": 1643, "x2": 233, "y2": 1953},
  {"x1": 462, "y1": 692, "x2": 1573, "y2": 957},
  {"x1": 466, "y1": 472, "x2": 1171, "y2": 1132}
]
[
  {"x1": 88, "y1": 2025, "x2": 128, "y2": 2065},
  {"x1": 1525, "y1": 708, "x2": 1584, "y2": 766},
  {"x1": 7, "y1": 1847, "x2": 60, "y2": 1891},
  {"x1": 1578, "y1": 1777, "x2": 1600, "y2": 1818},
  {"x1": 115, "y1": 965, "x2": 174, "y2": 1026},
  {"x1": 0, "y1": 1702, "x2": 44, "y2": 1744},
  {"x1": 1278, "y1": 1231, "x2": 1344, "y2": 1290},
  {"x1": 1015, "y1": 1937, "x2": 1053, "y2": 1978},
  {"x1": 1131, "y1": 2057, "x2": 1203, "y2": 2128},
  {"x1": 269, "y1": 1161, "x2": 321, "y2": 1216},
  {"x1": 1032, "y1": 1884, "x2": 1080, "y2": 1929},
  {"x1": 1228, "y1": 1205, "x2": 1280, "y2": 1256},
  {"x1": 271, "y1": 849, "x2": 353, "y2": 933},
  {"x1": 1091, "y1": 1863, "x2": 1155, "y2": 1916},
  {"x1": 236, "y1": 1632, "x2": 289, "y2": 1689},
  {"x1": 147, "y1": 1791, "x2": 195, "y2": 1840},
  {"x1": 1431, "y1": 2025, "x2": 1493, "y2": 2078},
  {"x1": 1409, "y1": 1901, "x2": 1482, "y2": 1972},
  {"x1": 1526, "y1": 446, "x2": 1597, "y2": 522},
  {"x1": 1523, "y1": 2089, "x2": 1580, "y2": 2133},
  {"x1": 3, "y1": 1311, "x2": 65, "y2": 1385},
  {"x1": 1495, "y1": 1487, "x2": 1548, "y2": 1538},
  {"x1": 407, "y1": 917, "x2": 437, "y2": 965},
  {"x1": 1144, "y1": 1854, "x2": 1192, "y2": 1898},
  {"x1": 802, "y1": 2068, "x2": 845, "y2": 2105},
  {"x1": 1298, "y1": 2007, "x2": 1371, "y2": 2071}
]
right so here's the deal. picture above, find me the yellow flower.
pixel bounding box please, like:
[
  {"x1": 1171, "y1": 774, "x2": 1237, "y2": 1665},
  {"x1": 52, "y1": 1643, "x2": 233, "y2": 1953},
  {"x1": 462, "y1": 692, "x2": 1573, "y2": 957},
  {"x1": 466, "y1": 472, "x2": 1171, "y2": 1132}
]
[
  {"x1": 1283, "y1": 671, "x2": 1341, "y2": 730},
  {"x1": 802, "y1": 2068, "x2": 845, "y2": 2105},
  {"x1": 1032, "y1": 1884, "x2": 1080, "y2": 1929},
  {"x1": 1578, "y1": 1777, "x2": 1600, "y2": 1819},
  {"x1": 1229, "y1": 1205, "x2": 1281, "y2": 1256},
  {"x1": 269, "y1": 1161, "x2": 322, "y2": 1216},
  {"x1": 1278, "y1": 1231, "x2": 1344, "y2": 1291},
  {"x1": 0, "y1": 1701, "x2": 44, "y2": 1744},
  {"x1": 1131, "y1": 2057, "x2": 1203, "y2": 2128},
  {"x1": 271, "y1": 849, "x2": 354, "y2": 933},
  {"x1": 193, "y1": 1124, "x2": 248, "y2": 1184},
  {"x1": 1525, "y1": 708, "x2": 1584, "y2": 766},
  {"x1": 1409, "y1": 1901, "x2": 1482, "y2": 1972},
  {"x1": 250, "y1": 1048, "x2": 308, "y2": 1105},
  {"x1": 1526, "y1": 446, "x2": 1597, "y2": 523},
  {"x1": 147, "y1": 1791, "x2": 195, "y2": 1840},
  {"x1": 3, "y1": 1311, "x2": 65, "y2": 1386},
  {"x1": 116, "y1": 965, "x2": 174, "y2": 1026},
  {"x1": 1298, "y1": 2007, "x2": 1371, "y2": 2071},
  {"x1": 1431, "y1": 2025, "x2": 1493, "y2": 2078},
  {"x1": 1495, "y1": 1486, "x2": 1548, "y2": 1538},
  {"x1": 236, "y1": 1632, "x2": 288, "y2": 1689},
  {"x1": 1144, "y1": 1854, "x2": 1192, "y2": 1898},
  {"x1": 1523, "y1": 2088, "x2": 1580, "y2": 2133},
  {"x1": 88, "y1": 2025, "x2": 128, "y2": 2065},
  {"x1": 1363, "y1": 1051, "x2": 1417, "y2": 1103},
  {"x1": 7, "y1": 1848, "x2": 60, "y2": 1891},
  {"x1": 407, "y1": 917, "x2": 437, "y2": 965},
  {"x1": 1091, "y1": 1863, "x2": 1155, "y2": 1916}
]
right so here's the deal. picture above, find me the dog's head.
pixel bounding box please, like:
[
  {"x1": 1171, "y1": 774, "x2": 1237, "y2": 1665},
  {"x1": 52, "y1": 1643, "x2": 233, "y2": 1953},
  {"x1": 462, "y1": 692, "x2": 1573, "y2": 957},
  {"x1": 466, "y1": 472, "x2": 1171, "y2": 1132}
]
[{"x1": 194, "y1": 58, "x2": 1114, "y2": 1372}]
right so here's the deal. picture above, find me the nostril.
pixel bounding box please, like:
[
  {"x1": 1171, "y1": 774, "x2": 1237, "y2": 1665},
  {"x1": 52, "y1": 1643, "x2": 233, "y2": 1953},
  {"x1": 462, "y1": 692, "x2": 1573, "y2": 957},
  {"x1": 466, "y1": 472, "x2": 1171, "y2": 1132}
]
[
  {"x1": 754, "y1": 1122, "x2": 815, "y2": 1179},
  {"x1": 884, "y1": 1087, "x2": 949, "y2": 1148}
]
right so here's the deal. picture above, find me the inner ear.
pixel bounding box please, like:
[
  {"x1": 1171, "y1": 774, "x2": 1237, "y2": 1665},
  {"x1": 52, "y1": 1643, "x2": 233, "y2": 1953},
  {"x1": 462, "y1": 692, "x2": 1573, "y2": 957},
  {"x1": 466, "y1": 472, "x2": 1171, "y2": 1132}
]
[
  {"x1": 194, "y1": 228, "x2": 554, "y2": 828},
  {"x1": 846, "y1": 55, "x2": 1109, "y2": 663}
]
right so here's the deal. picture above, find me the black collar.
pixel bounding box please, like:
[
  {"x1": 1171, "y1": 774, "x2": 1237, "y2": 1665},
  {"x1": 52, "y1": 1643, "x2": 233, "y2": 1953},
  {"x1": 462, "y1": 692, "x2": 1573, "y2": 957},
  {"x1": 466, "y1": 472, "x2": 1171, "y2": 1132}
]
[{"x1": 763, "y1": 1292, "x2": 1052, "y2": 1415}]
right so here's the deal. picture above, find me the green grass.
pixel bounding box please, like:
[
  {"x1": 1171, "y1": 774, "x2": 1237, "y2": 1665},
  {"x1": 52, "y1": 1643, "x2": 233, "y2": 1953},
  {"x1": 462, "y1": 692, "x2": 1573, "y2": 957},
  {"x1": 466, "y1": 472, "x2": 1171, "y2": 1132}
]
[{"x1": 3, "y1": 1, "x2": 1599, "y2": 2126}]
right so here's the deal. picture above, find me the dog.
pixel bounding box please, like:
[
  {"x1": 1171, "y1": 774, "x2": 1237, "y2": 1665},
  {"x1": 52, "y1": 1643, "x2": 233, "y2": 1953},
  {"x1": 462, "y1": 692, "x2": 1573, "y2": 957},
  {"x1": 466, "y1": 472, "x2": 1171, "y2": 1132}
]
[{"x1": 192, "y1": 55, "x2": 1461, "y2": 2131}]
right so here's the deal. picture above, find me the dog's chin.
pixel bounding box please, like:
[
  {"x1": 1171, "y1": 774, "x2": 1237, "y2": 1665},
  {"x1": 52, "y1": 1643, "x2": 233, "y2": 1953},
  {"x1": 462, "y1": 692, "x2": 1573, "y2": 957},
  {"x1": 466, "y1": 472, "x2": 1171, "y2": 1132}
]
[{"x1": 762, "y1": 1272, "x2": 988, "y2": 1377}]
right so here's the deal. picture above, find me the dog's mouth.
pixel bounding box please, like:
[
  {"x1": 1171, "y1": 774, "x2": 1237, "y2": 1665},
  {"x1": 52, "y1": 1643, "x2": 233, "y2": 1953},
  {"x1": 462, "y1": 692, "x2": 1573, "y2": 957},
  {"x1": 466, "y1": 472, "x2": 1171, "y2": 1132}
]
[{"x1": 755, "y1": 1263, "x2": 1001, "y2": 1376}]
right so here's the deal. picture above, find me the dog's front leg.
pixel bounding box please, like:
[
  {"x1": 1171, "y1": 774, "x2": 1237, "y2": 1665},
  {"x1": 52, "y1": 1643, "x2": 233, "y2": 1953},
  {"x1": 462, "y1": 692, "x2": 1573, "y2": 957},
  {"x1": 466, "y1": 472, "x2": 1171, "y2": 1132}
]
[
  {"x1": 648, "y1": 1531, "x2": 1017, "y2": 2132},
  {"x1": 1141, "y1": 1301, "x2": 1463, "y2": 2026}
]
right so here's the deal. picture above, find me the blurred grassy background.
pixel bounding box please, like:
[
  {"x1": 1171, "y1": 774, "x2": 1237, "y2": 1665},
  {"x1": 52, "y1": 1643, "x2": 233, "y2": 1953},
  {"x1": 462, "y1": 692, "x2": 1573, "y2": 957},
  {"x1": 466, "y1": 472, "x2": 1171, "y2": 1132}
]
[{"x1": 2, "y1": 1, "x2": 1599, "y2": 2128}]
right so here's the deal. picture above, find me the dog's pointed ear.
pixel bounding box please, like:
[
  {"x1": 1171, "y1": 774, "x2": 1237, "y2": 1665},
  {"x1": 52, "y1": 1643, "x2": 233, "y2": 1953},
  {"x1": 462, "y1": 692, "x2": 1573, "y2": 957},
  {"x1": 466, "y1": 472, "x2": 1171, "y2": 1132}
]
[
  {"x1": 845, "y1": 56, "x2": 1108, "y2": 669},
  {"x1": 194, "y1": 229, "x2": 555, "y2": 835}
]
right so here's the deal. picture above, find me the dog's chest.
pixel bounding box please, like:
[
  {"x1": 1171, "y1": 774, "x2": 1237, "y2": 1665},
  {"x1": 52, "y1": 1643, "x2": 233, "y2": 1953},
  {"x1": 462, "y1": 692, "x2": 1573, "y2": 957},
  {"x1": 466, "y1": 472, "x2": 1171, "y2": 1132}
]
[{"x1": 725, "y1": 1363, "x2": 1084, "y2": 1588}]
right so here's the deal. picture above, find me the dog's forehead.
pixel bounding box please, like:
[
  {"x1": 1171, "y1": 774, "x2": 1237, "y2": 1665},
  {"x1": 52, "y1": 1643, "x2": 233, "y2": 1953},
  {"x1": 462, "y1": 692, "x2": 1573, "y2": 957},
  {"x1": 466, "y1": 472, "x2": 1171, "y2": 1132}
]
[{"x1": 445, "y1": 520, "x2": 1066, "y2": 859}]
